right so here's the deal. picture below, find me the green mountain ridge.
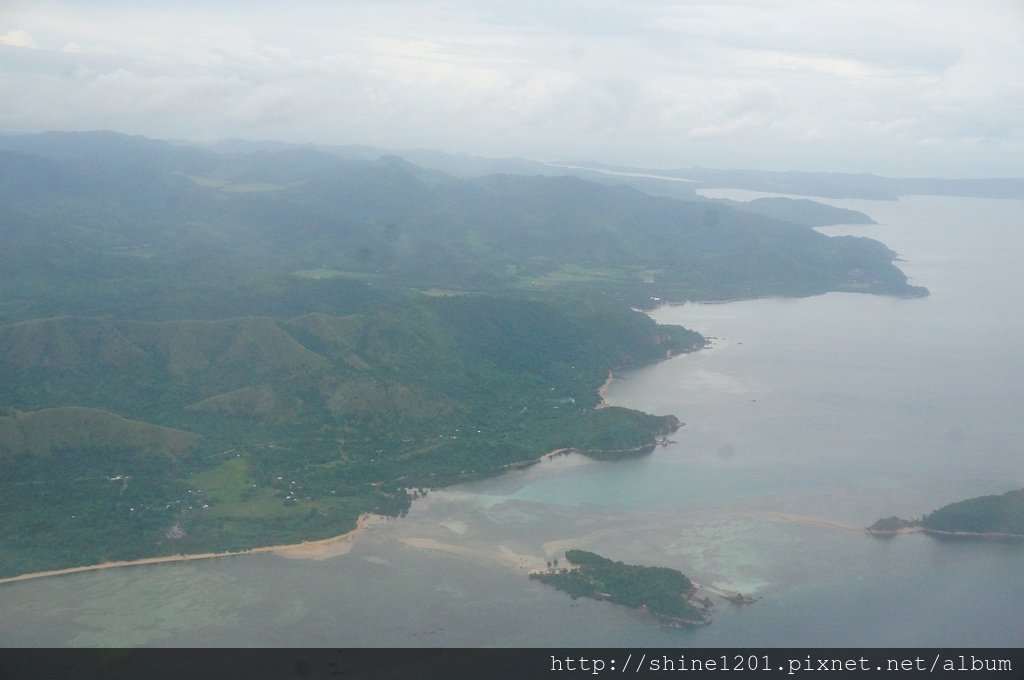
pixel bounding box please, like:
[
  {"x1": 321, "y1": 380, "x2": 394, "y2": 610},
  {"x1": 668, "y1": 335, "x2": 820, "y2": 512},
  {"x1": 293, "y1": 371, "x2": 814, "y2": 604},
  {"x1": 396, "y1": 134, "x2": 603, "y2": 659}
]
[{"x1": 0, "y1": 131, "x2": 924, "y2": 325}]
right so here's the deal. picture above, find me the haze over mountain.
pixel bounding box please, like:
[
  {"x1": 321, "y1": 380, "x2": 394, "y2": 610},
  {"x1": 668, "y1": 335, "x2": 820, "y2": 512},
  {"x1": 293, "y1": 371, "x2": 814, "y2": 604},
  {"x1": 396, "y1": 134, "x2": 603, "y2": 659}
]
[
  {"x1": 0, "y1": 131, "x2": 924, "y2": 324},
  {"x1": 193, "y1": 137, "x2": 1024, "y2": 202},
  {"x1": 2, "y1": 2, "x2": 1022, "y2": 177}
]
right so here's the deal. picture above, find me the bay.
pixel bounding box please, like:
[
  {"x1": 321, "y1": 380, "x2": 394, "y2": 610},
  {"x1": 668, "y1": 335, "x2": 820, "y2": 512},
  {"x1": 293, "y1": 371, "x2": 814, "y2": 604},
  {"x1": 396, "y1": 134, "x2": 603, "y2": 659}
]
[{"x1": 2, "y1": 193, "x2": 1022, "y2": 647}]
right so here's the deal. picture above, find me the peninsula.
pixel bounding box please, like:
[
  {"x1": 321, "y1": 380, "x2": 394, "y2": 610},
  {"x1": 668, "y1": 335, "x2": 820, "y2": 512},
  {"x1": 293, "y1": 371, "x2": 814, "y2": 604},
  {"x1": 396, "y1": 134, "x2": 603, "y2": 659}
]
[{"x1": 868, "y1": 488, "x2": 1024, "y2": 538}]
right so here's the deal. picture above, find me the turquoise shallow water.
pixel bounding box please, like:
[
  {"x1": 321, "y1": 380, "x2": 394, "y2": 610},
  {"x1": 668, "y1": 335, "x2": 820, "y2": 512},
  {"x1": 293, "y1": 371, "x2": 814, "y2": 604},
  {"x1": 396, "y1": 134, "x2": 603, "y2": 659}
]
[{"x1": 2, "y1": 194, "x2": 1022, "y2": 647}]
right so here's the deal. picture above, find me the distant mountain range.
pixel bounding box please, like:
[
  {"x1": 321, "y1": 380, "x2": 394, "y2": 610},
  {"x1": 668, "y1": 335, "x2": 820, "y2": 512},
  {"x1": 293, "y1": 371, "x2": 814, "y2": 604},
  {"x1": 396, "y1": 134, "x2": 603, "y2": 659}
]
[
  {"x1": 555, "y1": 162, "x2": 1024, "y2": 201},
  {"x1": 190, "y1": 135, "x2": 1024, "y2": 201}
]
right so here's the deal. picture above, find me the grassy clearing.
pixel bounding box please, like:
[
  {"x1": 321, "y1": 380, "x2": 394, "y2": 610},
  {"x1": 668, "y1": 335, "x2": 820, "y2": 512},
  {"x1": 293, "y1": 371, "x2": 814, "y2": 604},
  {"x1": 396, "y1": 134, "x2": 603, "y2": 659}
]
[
  {"x1": 513, "y1": 264, "x2": 654, "y2": 289},
  {"x1": 189, "y1": 456, "x2": 295, "y2": 519},
  {"x1": 186, "y1": 455, "x2": 377, "y2": 521},
  {"x1": 190, "y1": 456, "x2": 250, "y2": 505}
]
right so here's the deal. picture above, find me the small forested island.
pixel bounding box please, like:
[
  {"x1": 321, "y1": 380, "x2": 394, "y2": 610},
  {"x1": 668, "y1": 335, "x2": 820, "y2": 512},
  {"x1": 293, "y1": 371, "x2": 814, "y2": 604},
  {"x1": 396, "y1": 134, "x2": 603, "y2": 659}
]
[
  {"x1": 529, "y1": 550, "x2": 711, "y2": 626},
  {"x1": 868, "y1": 488, "x2": 1024, "y2": 537}
]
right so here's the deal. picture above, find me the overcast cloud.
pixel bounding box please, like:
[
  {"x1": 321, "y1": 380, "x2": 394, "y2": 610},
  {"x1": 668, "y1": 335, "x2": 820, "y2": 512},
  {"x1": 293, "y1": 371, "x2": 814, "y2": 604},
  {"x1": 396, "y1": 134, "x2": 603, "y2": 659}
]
[{"x1": 1, "y1": 0, "x2": 1022, "y2": 176}]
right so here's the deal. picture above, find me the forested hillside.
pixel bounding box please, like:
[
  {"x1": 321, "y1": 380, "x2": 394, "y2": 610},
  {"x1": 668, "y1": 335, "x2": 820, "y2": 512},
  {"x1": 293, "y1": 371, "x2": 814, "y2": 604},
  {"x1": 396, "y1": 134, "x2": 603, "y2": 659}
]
[
  {"x1": 923, "y1": 489, "x2": 1024, "y2": 535},
  {"x1": 0, "y1": 132, "x2": 923, "y2": 576}
]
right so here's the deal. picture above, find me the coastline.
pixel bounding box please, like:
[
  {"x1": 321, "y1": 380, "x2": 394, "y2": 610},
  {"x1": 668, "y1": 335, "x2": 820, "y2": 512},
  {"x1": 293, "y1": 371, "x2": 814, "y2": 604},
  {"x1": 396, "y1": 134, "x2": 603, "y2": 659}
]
[
  {"x1": 0, "y1": 513, "x2": 374, "y2": 586},
  {"x1": 866, "y1": 525, "x2": 1024, "y2": 540},
  {"x1": 1, "y1": 343, "x2": 684, "y2": 587},
  {"x1": 540, "y1": 447, "x2": 573, "y2": 461},
  {"x1": 595, "y1": 370, "x2": 614, "y2": 408}
]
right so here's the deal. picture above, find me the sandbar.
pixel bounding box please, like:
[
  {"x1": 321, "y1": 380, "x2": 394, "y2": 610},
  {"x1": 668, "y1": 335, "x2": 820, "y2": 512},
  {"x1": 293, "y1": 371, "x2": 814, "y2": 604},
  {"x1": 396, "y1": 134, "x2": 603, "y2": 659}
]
[
  {"x1": 398, "y1": 537, "x2": 545, "y2": 571},
  {"x1": 541, "y1": 529, "x2": 610, "y2": 558}
]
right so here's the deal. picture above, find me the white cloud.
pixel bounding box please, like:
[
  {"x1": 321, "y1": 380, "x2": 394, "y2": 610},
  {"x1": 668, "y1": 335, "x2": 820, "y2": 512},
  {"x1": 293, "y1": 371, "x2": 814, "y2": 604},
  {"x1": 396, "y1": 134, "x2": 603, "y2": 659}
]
[{"x1": 0, "y1": 29, "x2": 35, "y2": 48}]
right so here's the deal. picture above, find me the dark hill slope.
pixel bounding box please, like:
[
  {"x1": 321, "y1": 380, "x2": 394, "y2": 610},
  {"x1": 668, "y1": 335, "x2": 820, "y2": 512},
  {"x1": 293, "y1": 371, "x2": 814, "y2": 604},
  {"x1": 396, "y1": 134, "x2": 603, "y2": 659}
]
[
  {"x1": 0, "y1": 407, "x2": 199, "y2": 462},
  {"x1": 0, "y1": 299, "x2": 697, "y2": 449},
  {"x1": 923, "y1": 489, "x2": 1024, "y2": 536}
]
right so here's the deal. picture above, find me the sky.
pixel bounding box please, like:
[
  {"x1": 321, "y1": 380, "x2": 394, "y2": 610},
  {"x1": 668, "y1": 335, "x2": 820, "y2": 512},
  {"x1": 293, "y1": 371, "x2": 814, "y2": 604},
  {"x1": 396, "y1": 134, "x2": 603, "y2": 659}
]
[{"x1": 1, "y1": 1, "x2": 1022, "y2": 177}]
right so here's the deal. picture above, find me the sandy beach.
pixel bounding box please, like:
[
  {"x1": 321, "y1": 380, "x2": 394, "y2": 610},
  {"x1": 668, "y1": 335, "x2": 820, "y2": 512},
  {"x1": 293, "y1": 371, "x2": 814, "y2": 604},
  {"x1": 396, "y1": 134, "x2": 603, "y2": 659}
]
[
  {"x1": 539, "y1": 447, "x2": 573, "y2": 461},
  {"x1": 595, "y1": 370, "x2": 614, "y2": 408},
  {"x1": 0, "y1": 513, "x2": 375, "y2": 586}
]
